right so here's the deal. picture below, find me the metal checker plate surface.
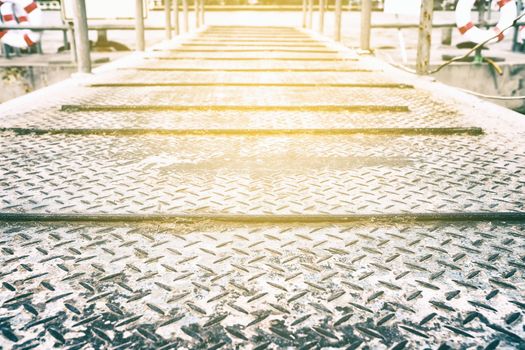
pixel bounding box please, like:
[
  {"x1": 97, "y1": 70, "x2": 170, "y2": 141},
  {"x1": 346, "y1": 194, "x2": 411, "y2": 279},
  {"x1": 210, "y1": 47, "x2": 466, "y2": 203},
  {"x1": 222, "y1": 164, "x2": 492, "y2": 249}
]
[
  {"x1": 0, "y1": 134, "x2": 523, "y2": 215},
  {"x1": 0, "y1": 222, "x2": 524, "y2": 349},
  {"x1": 177, "y1": 43, "x2": 334, "y2": 48},
  {"x1": 0, "y1": 108, "x2": 465, "y2": 130},
  {"x1": 134, "y1": 60, "x2": 375, "y2": 70},
  {"x1": 87, "y1": 71, "x2": 400, "y2": 85},
  {"x1": 64, "y1": 86, "x2": 447, "y2": 108},
  {"x1": 2, "y1": 74, "x2": 465, "y2": 130},
  {"x1": 147, "y1": 51, "x2": 353, "y2": 59},
  {"x1": 177, "y1": 42, "x2": 332, "y2": 47}
]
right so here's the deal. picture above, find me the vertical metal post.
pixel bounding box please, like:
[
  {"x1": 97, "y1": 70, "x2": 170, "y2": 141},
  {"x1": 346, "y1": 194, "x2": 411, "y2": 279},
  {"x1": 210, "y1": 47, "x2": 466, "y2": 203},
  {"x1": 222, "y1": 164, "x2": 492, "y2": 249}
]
[
  {"x1": 68, "y1": 24, "x2": 77, "y2": 63},
  {"x1": 416, "y1": 0, "x2": 434, "y2": 74},
  {"x1": 318, "y1": 0, "x2": 325, "y2": 33},
  {"x1": 302, "y1": 0, "x2": 307, "y2": 28},
  {"x1": 135, "y1": 0, "x2": 145, "y2": 51},
  {"x1": 360, "y1": 0, "x2": 371, "y2": 51},
  {"x1": 62, "y1": 29, "x2": 70, "y2": 51},
  {"x1": 334, "y1": 0, "x2": 342, "y2": 41},
  {"x1": 512, "y1": 0, "x2": 523, "y2": 51},
  {"x1": 173, "y1": 0, "x2": 180, "y2": 35},
  {"x1": 478, "y1": 0, "x2": 485, "y2": 24},
  {"x1": 195, "y1": 0, "x2": 200, "y2": 28},
  {"x1": 441, "y1": 27, "x2": 452, "y2": 45},
  {"x1": 165, "y1": 0, "x2": 172, "y2": 39},
  {"x1": 182, "y1": 0, "x2": 189, "y2": 32},
  {"x1": 200, "y1": 0, "x2": 204, "y2": 26},
  {"x1": 71, "y1": 0, "x2": 91, "y2": 73},
  {"x1": 307, "y1": 0, "x2": 313, "y2": 29}
]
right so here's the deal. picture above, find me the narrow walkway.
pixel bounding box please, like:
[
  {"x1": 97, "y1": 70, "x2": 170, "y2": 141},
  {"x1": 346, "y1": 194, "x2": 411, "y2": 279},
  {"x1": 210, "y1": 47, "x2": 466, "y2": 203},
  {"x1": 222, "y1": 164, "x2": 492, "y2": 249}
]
[{"x1": 0, "y1": 25, "x2": 524, "y2": 349}]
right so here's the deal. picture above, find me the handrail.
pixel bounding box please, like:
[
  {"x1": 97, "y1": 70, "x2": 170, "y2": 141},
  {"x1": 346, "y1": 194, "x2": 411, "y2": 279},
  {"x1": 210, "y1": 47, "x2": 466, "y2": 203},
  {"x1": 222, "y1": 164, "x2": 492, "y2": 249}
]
[
  {"x1": 370, "y1": 21, "x2": 501, "y2": 29},
  {"x1": 0, "y1": 24, "x2": 168, "y2": 31},
  {"x1": 0, "y1": 25, "x2": 69, "y2": 30}
]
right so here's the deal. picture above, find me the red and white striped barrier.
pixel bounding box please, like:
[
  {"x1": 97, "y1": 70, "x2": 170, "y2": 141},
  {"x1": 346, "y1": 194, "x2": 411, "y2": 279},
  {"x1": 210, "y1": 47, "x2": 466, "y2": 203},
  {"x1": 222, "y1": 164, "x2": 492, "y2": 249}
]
[
  {"x1": 456, "y1": 0, "x2": 517, "y2": 44},
  {"x1": 0, "y1": 0, "x2": 42, "y2": 48}
]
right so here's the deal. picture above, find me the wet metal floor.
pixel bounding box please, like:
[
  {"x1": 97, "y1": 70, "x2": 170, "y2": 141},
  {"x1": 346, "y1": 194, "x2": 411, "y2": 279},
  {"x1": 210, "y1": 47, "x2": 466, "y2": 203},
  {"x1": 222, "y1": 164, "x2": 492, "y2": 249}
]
[{"x1": 0, "y1": 26, "x2": 524, "y2": 349}]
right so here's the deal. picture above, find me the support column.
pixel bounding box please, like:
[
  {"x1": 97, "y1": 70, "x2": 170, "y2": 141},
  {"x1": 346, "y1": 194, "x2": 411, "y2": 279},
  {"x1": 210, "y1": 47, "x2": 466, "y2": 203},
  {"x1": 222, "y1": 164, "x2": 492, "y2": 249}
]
[
  {"x1": 68, "y1": 23, "x2": 77, "y2": 63},
  {"x1": 334, "y1": 0, "x2": 342, "y2": 41},
  {"x1": 165, "y1": 0, "x2": 172, "y2": 40},
  {"x1": 173, "y1": 0, "x2": 180, "y2": 35},
  {"x1": 72, "y1": 0, "x2": 91, "y2": 73},
  {"x1": 135, "y1": 0, "x2": 145, "y2": 51},
  {"x1": 200, "y1": 0, "x2": 204, "y2": 26},
  {"x1": 302, "y1": 0, "x2": 307, "y2": 28},
  {"x1": 195, "y1": 0, "x2": 200, "y2": 28},
  {"x1": 441, "y1": 27, "x2": 452, "y2": 45},
  {"x1": 307, "y1": 0, "x2": 313, "y2": 29},
  {"x1": 182, "y1": 0, "x2": 189, "y2": 32},
  {"x1": 416, "y1": 0, "x2": 434, "y2": 74},
  {"x1": 318, "y1": 0, "x2": 325, "y2": 33},
  {"x1": 360, "y1": 0, "x2": 371, "y2": 51}
]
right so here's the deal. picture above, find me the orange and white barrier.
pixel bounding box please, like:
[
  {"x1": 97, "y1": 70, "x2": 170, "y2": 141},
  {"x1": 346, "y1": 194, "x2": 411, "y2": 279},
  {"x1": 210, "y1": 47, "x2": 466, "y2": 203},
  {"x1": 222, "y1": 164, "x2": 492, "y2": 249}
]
[
  {"x1": 0, "y1": 0, "x2": 42, "y2": 48},
  {"x1": 456, "y1": 0, "x2": 517, "y2": 44}
]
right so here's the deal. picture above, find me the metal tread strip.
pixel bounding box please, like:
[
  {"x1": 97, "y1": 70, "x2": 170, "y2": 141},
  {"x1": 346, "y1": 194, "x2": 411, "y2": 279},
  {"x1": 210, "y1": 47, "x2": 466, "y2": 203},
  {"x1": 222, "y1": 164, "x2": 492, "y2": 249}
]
[
  {"x1": 186, "y1": 39, "x2": 321, "y2": 42},
  {"x1": 198, "y1": 35, "x2": 311, "y2": 38},
  {"x1": 0, "y1": 212, "x2": 524, "y2": 223},
  {"x1": 86, "y1": 82, "x2": 413, "y2": 88},
  {"x1": 154, "y1": 49, "x2": 340, "y2": 54},
  {"x1": 148, "y1": 57, "x2": 358, "y2": 61},
  {"x1": 0, "y1": 127, "x2": 484, "y2": 136},
  {"x1": 180, "y1": 43, "x2": 330, "y2": 47},
  {"x1": 120, "y1": 67, "x2": 376, "y2": 72},
  {"x1": 60, "y1": 105, "x2": 410, "y2": 112}
]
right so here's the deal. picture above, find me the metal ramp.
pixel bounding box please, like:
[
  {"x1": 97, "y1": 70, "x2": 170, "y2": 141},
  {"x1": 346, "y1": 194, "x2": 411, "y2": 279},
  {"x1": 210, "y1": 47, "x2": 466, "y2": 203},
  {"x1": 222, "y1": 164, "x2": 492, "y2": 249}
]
[{"x1": 0, "y1": 26, "x2": 524, "y2": 349}]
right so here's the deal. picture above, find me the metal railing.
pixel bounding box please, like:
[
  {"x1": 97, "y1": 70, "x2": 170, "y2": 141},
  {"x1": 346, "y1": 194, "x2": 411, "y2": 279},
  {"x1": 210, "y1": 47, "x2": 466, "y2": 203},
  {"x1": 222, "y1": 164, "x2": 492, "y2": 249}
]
[
  {"x1": 5, "y1": 0, "x2": 523, "y2": 74},
  {"x1": 0, "y1": 0, "x2": 206, "y2": 73},
  {"x1": 302, "y1": 0, "x2": 525, "y2": 74}
]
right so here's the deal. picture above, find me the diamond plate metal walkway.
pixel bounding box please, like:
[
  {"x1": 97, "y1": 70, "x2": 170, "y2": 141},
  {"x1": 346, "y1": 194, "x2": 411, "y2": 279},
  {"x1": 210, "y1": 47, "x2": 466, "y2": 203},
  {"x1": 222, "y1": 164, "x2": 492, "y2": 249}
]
[{"x1": 0, "y1": 25, "x2": 524, "y2": 349}]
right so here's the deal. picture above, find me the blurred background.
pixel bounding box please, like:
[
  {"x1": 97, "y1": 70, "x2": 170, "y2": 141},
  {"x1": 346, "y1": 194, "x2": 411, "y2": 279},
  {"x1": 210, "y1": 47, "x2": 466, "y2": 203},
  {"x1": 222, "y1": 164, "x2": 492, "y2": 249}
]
[{"x1": 3, "y1": 0, "x2": 525, "y2": 111}]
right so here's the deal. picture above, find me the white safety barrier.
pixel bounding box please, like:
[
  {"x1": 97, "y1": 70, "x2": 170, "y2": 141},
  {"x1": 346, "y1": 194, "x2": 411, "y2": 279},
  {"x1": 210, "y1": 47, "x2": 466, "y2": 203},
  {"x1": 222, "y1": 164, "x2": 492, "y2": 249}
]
[
  {"x1": 0, "y1": 0, "x2": 42, "y2": 48},
  {"x1": 456, "y1": 0, "x2": 517, "y2": 44}
]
